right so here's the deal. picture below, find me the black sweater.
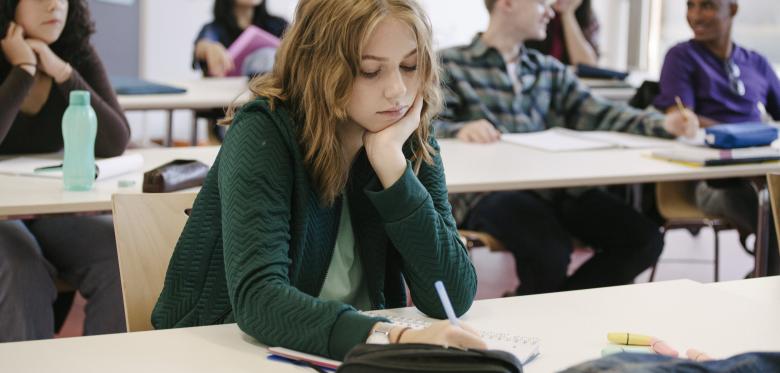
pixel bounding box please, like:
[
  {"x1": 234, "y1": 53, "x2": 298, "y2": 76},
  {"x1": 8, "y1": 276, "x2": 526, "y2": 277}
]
[{"x1": 0, "y1": 45, "x2": 129, "y2": 157}]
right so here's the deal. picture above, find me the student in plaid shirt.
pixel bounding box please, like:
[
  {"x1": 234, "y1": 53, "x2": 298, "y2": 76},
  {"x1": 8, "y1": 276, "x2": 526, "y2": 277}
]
[{"x1": 435, "y1": 0, "x2": 699, "y2": 295}]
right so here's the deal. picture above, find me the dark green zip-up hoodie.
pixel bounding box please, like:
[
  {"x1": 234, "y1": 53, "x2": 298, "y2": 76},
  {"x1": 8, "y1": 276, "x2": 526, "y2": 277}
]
[{"x1": 152, "y1": 98, "x2": 477, "y2": 360}]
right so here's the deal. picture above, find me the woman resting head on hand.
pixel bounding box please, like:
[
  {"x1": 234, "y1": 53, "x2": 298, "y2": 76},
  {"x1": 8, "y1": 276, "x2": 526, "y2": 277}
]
[{"x1": 154, "y1": 0, "x2": 484, "y2": 361}]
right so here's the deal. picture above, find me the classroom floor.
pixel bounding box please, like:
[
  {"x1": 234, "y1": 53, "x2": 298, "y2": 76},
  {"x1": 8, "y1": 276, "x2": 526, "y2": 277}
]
[{"x1": 55, "y1": 226, "x2": 756, "y2": 338}]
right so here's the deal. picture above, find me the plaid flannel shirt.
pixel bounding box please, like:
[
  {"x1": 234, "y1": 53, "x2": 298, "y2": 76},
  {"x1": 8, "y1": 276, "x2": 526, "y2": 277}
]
[{"x1": 434, "y1": 35, "x2": 672, "y2": 225}]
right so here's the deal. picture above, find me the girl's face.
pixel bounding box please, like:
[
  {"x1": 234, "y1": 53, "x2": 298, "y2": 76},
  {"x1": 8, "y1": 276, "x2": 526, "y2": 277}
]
[
  {"x1": 347, "y1": 17, "x2": 421, "y2": 133},
  {"x1": 15, "y1": 0, "x2": 68, "y2": 44}
]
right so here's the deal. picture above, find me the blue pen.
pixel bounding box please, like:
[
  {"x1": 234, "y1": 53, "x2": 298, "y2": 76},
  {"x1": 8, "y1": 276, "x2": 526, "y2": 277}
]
[{"x1": 434, "y1": 280, "x2": 460, "y2": 327}]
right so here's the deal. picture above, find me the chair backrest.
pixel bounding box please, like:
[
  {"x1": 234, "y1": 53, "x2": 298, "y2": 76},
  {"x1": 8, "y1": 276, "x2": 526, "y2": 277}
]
[
  {"x1": 112, "y1": 192, "x2": 196, "y2": 332},
  {"x1": 767, "y1": 173, "x2": 780, "y2": 258},
  {"x1": 628, "y1": 80, "x2": 660, "y2": 110},
  {"x1": 459, "y1": 230, "x2": 506, "y2": 252},
  {"x1": 655, "y1": 181, "x2": 707, "y2": 220}
]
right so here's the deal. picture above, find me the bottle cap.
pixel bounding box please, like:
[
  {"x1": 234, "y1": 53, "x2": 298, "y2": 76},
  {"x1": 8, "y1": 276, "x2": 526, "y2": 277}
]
[{"x1": 69, "y1": 90, "x2": 91, "y2": 105}]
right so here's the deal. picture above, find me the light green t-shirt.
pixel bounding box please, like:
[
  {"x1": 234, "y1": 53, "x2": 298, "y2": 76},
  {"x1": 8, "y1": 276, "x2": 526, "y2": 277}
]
[{"x1": 318, "y1": 196, "x2": 372, "y2": 311}]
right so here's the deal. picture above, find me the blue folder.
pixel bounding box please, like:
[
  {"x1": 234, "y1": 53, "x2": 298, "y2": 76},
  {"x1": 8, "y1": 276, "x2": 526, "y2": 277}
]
[{"x1": 110, "y1": 76, "x2": 187, "y2": 95}]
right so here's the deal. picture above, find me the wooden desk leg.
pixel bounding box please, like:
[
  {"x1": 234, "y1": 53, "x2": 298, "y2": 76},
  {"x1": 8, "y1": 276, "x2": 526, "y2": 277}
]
[
  {"x1": 753, "y1": 178, "x2": 770, "y2": 278},
  {"x1": 165, "y1": 109, "x2": 174, "y2": 147}
]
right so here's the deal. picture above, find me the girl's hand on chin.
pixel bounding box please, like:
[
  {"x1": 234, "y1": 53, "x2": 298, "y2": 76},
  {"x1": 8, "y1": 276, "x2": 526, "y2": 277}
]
[
  {"x1": 363, "y1": 95, "x2": 423, "y2": 156},
  {"x1": 26, "y1": 38, "x2": 72, "y2": 83},
  {"x1": 363, "y1": 95, "x2": 423, "y2": 188}
]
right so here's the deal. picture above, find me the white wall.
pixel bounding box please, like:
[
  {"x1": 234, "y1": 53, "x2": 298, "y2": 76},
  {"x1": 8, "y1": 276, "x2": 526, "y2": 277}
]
[
  {"x1": 139, "y1": 0, "x2": 212, "y2": 81},
  {"x1": 592, "y1": 0, "x2": 630, "y2": 70}
]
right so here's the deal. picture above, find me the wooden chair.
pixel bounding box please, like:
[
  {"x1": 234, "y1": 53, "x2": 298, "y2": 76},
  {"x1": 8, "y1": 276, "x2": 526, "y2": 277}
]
[
  {"x1": 625, "y1": 81, "x2": 733, "y2": 281},
  {"x1": 111, "y1": 192, "x2": 196, "y2": 332},
  {"x1": 458, "y1": 230, "x2": 506, "y2": 252},
  {"x1": 650, "y1": 181, "x2": 734, "y2": 282}
]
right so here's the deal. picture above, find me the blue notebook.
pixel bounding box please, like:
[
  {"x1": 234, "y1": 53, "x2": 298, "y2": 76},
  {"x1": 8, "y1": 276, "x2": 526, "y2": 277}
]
[{"x1": 110, "y1": 76, "x2": 187, "y2": 95}]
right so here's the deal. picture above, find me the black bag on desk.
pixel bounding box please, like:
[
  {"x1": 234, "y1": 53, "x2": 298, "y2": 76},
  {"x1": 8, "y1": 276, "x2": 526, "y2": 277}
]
[
  {"x1": 336, "y1": 343, "x2": 523, "y2": 373},
  {"x1": 142, "y1": 159, "x2": 209, "y2": 193}
]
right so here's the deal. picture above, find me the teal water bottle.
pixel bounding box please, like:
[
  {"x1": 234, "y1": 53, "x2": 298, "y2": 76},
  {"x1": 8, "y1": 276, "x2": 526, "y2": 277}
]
[{"x1": 62, "y1": 90, "x2": 97, "y2": 191}]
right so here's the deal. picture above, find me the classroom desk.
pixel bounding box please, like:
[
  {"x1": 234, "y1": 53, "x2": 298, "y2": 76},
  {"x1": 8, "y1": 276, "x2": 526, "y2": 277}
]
[
  {"x1": 441, "y1": 138, "x2": 780, "y2": 277},
  {"x1": 117, "y1": 77, "x2": 250, "y2": 111},
  {"x1": 4, "y1": 138, "x2": 778, "y2": 215},
  {"x1": 117, "y1": 77, "x2": 251, "y2": 145},
  {"x1": 440, "y1": 139, "x2": 780, "y2": 193},
  {"x1": 0, "y1": 146, "x2": 219, "y2": 218},
  {"x1": 1, "y1": 137, "x2": 777, "y2": 273},
  {"x1": 1, "y1": 279, "x2": 777, "y2": 373},
  {"x1": 580, "y1": 70, "x2": 656, "y2": 102},
  {"x1": 580, "y1": 78, "x2": 638, "y2": 102},
  {"x1": 706, "y1": 275, "x2": 780, "y2": 304}
]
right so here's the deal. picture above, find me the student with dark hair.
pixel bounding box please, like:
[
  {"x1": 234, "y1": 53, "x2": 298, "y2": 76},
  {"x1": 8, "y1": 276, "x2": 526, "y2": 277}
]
[
  {"x1": 653, "y1": 0, "x2": 780, "y2": 274},
  {"x1": 193, "y1": 0, "x2": 287, "y2": 77},
  {"x1": 524, "y1": 0, "x2": 599, "y2": 66},
  {"x1": 0, "y1": 0, "x2": 128, "y2": 341}
]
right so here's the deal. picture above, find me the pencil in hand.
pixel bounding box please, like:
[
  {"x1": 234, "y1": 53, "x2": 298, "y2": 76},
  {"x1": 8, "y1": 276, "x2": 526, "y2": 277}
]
[{"x1": 674, "y1": 96, "x2": 688, "y2": 124}]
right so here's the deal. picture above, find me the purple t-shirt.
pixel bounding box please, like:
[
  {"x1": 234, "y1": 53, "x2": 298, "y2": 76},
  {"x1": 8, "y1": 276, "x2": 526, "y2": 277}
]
[{"x1": 654, "y1": 40, "x2": 780, "y2": 124}]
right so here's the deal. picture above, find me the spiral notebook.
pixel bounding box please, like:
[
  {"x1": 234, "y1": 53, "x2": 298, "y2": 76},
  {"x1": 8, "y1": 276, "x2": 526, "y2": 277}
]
[{"x1": 365, "y1": 311, "x2": 541, "y2": 364}]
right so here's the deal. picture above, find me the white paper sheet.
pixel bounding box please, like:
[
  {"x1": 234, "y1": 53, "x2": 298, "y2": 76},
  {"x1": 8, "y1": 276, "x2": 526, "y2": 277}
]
[{"x1": 0, "y1": 154, "x2": 144, "y2": 181}]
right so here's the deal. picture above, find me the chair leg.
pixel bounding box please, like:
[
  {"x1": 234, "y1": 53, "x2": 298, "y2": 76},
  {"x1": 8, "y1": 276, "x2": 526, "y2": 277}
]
[
  {"x1": 648, "y1": 263, "x2": 657, "y2": 282},
  {"x1": 713, "y1": 228, "x2": 721, "y2": 282}
]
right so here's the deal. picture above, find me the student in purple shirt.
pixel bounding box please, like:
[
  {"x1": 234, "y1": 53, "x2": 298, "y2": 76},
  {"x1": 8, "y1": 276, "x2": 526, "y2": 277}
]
[
  {"x1": 653, "y1": 0, "x2": 780, "y2": 274},
  {"x1": 654, "y1": 1, "x2": 780, "y2": 126}
]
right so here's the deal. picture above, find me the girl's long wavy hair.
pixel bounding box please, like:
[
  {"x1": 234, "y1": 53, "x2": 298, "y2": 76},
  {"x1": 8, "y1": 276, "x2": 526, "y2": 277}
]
[
  {"x1": 223, "y1": 0, "x2": 442, "y2": 206},
  {"x1": 0, "y1": 0, "x2": 95, "y2": 74}
]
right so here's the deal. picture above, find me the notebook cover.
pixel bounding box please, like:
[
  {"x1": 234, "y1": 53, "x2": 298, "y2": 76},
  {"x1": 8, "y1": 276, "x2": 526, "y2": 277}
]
[
  {"x1": 111, "y1": 76, "x2": 187, "y2": 95},
  {"x1": 226, "y1": 25, "x2": 281, "y2": 77}
]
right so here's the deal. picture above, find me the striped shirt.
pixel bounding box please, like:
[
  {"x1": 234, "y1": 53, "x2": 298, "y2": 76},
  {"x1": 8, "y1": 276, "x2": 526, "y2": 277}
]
[{"x1": 434, "y1": 34, "x2": 672, "y2": 225}]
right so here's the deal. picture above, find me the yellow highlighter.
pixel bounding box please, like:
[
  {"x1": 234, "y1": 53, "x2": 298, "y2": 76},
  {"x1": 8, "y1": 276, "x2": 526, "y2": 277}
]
[{"x1": 607, "y1": 332, "x2": 653, "y2": 346}]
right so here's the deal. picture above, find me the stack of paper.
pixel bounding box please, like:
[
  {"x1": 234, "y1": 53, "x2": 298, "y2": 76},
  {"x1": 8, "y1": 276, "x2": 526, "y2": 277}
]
[
  {"x1": 651, "y1": 146, "x2": 780, "y2": 166},
  {"x1": 502, "y1": 128, "x2": 672, "y2": 152}
]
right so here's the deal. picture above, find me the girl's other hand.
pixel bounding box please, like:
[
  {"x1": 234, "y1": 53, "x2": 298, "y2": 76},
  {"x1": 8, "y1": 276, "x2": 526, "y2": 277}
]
[
  {"x1": 397, "y1": 320, "x2": 487, "y2": 350},
  {"x1": 204, "y1": 41, "x2": 235, "y2": 77},
  {"x1": 26, "y1": 38, "x2": 71, "y2": 83},
  {"x1": 1, "y1": 22, "x2": 37, "y2": 75}
]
